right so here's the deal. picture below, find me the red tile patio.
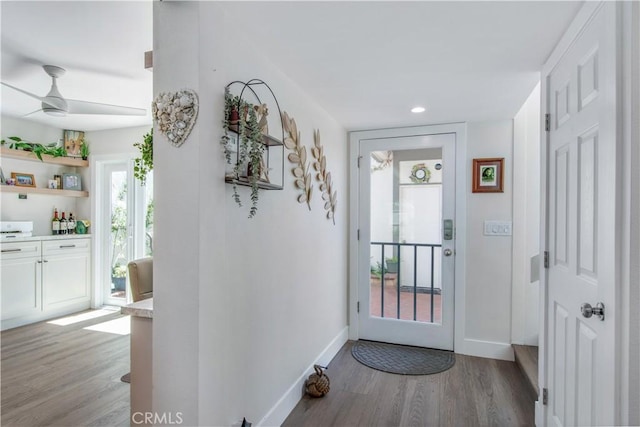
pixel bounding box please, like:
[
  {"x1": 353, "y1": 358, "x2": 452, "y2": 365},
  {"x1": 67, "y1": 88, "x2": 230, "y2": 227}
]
[{"x1": 369, "y1": 278, "x2": 442, "y2": 323}]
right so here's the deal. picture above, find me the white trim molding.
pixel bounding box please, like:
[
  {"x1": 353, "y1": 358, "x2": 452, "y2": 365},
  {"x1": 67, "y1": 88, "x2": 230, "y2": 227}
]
[{"x1": 257, "y1": 327, "x2": 349, "y2": 427}]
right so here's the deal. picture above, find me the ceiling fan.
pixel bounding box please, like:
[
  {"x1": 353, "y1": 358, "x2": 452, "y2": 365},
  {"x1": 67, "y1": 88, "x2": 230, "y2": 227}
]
[{"x1": 1, "y1": 65, "x2": 146, "y2": 117}]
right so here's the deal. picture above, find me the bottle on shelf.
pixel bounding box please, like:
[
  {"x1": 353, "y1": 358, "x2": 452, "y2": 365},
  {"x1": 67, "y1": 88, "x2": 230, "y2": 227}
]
[
  {"x1": 68, "y1": 212, "x2": 75, "y2": 234},
  {"x1": 52, "y1": 208, "x2": 60, "y2": 235},
  {"x1": 60, "y1": 212, "x2": 68, "y2": 235}
]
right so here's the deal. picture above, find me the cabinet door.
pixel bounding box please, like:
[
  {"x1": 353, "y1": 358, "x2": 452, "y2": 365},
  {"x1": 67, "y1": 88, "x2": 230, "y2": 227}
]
[
  {"x1": 43, "y1": 251, "x2": 90, "y2": 309},
  {"x1": 1, "y1": 257, "x2": 41, "y2": 320}
]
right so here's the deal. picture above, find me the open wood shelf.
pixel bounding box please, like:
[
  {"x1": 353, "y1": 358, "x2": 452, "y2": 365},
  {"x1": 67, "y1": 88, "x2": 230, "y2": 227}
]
[
  {"x1": 1, "y1": 147, "x2": 89, "y2": 167},
  {"x1": 0, "y1": 185, "x2": 89, "y2": 198},
  {"x1": 227, "y1": 125, "x2": 283, "y2": 146},
  {"x1": 224, "y1": 175, "x2": 283, "y2": 190}
]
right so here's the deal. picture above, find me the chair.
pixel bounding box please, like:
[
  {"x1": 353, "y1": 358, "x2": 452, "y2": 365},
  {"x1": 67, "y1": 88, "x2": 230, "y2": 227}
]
[
  {"x1": 121, "y1": 257, "x2": 153, "y2": 384},
  {"x1": 128, "y1": 257, "x2": 153, "y2": 302}
]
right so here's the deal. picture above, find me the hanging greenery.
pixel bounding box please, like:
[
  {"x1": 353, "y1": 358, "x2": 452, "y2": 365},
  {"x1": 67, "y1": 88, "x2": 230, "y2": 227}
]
[
  {"x1": 134, "y1": 128, "x2": 153, "y2": 185},
  {"x1": 1, "y1": 136, "x2": 67, "y2": 160},
  {"x1": 221, "y1": 88, "x2": 265, "y2": 218}
]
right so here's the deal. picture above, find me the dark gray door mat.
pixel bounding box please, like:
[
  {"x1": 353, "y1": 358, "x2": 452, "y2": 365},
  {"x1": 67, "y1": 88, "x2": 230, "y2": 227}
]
[{"x1": 351, "y1": 340, "x2": 455, "y2": 375}]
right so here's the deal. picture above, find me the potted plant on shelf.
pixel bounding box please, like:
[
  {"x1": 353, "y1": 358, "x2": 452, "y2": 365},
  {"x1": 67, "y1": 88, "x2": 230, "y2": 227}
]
[
  {"x1": 221, "y1": 88, "x2": 266, "y2": 218},
  {"x1": 134, "y1": 129, "x2": 153, "y2": 185},
  {"x1": 80, "y1": 139, "x2": 90, "y2": 160}
]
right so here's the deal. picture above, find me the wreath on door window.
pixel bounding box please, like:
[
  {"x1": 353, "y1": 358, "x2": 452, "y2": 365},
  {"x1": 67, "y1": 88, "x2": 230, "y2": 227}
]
[{"x1": 410, "y1": 163, "x2": 431, "y2": 183}]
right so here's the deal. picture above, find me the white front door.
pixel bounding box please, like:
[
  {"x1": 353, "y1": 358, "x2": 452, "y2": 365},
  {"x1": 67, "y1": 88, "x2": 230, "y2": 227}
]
[
  {"x1": 358, "y1": 132, "x2": 455, "y2": 350},
  {"x1": 543, "y1": 3, "x2": 618, "y2": 425}
]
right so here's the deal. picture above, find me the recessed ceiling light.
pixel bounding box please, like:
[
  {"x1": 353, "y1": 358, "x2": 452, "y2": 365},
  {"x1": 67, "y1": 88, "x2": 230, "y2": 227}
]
[{"x1": 411, "y1": 106, "x2": 426, "y2": 113}]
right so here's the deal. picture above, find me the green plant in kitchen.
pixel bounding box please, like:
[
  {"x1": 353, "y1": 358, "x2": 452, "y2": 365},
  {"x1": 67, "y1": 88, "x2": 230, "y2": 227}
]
[
  {"x1": 3, "y1": 136, "x2": 67, "y2": 160},
  {"x1": 80, "y1": 139, "x2": 90, "y2": 160},
  {"x1": 133, "y1": 128, "x2": 153, "y2": 185},
  {"x1": 221, "y1": 88, "x2": 265, "y2": 218}
]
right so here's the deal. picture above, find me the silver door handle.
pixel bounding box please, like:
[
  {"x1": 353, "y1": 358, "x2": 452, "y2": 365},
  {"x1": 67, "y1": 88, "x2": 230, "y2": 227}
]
[
  {"x1": 443, "y1": 249, "x2": 453, "y2": 257},
  {"x1": 581, "y1": 302, "x2": 605, "y2": 321}
]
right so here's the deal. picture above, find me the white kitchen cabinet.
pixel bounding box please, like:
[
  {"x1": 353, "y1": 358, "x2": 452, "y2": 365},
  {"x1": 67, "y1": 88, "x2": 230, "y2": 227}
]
[
  {"x1": 1, "y1": 241, "x2": 42, "y2": 321},
  {"x1": 43, "y1": 239, "x2": 91, "y2": 311},
  {"x1": 1, "y1": 237, "x2": 91, "y2": 330}
]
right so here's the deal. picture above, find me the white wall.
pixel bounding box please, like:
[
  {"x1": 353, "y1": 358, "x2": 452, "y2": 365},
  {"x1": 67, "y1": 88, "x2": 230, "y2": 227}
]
[
  {"x1": 0, "y1": 116, "x2": 78, "y2": 235},
  {"x1": 153, "y1": 3, "x2": 348, "y2": 425},
  {"x1": 464, "y1": 120, "x2": 514, "y2": 354},
  {"x1": 512, "y1": 83, "x2": 541, "y2": 346}
]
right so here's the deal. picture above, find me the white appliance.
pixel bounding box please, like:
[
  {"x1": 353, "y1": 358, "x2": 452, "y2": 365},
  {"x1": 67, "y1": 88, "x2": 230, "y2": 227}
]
[{"x1": 0, "y1": 221, "x2": 33, "y2": 240}]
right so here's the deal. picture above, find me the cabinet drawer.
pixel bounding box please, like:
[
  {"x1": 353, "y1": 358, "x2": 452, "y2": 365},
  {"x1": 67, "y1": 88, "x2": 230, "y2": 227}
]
[
  {"x1": 0, "y1": 241, "x2": 41, "y2": 260},
  {"x1": 43, "y1": 238, "x2": 90, "y2": 255}
]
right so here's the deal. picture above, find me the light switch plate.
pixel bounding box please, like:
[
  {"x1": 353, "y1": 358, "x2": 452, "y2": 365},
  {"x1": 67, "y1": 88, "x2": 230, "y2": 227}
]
[{"x1": 484, "y1": 220, "x2": 512, "y2": 236}]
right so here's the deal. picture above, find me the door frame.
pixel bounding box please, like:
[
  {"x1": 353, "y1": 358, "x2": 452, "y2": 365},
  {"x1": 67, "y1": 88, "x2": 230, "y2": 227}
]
[
  {"x1": 348, "y1": 123, "x2": 467, "y2": 352},
  {"x1": 538, "y1": 1, "x2": 639, "y2": 425},
  {"x1": 92, "y1": 153, "x2": 148, "y2": 308}
]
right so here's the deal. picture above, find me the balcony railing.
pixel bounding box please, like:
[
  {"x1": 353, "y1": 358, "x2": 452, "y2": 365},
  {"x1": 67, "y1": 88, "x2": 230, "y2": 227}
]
[{"x1": 371, "y1": 241, "x2": 442, "y2": 322}]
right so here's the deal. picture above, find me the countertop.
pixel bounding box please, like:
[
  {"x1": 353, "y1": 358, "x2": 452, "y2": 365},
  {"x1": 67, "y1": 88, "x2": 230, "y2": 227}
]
[
  {"x1": 121, "y1": 298, "x2": 153, "y2": 319},
  {"x1": 1, "y1": 234, "x2": 91, "y2": 243}
]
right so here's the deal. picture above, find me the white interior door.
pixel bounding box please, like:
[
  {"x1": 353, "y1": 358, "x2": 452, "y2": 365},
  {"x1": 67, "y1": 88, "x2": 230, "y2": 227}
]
[
  {"x1": 544, "y1": 3, "x2": 618, "y2": 425},
  {"x1": 358, "y1": 133, "x2": 455, "y2": 350}
]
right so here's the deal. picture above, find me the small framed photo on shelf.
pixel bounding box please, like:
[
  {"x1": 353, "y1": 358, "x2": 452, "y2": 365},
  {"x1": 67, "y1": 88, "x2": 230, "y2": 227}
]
[
  {"x1": 472, "y1": 158, "x2": 504, "y2": 193},
  {"x1": 11, "y1": 172, "x2": 36, "y2": 187},
  {"x1": 48, "y1": 179, "x2": 58, "y2": 189},
  {"x1": 62, "y1": 173, "x2": 82, "y2": 191}
]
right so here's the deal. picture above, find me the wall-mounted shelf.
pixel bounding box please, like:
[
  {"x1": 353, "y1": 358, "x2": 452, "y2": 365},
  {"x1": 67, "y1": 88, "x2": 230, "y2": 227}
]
[
  {"x1": 0, "y1": 185, "x2": 89, "y2": 198},
  {"x1": 1, "y1": 147, "x2": 89, "y2": 167},
  {"x1": 224, "y1": 175, "x2": 283, "y2": 190},
  {"x1": 224, "y1": 79, "x2": 285, "y2": 191},
  {"x1": 227, "y1": 125, "x2": 284, "y2": 147}
]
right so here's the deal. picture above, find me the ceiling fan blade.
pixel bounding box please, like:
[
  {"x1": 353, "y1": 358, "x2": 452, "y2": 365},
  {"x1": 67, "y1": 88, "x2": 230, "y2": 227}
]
[
  {"x1": 66, "y1": 99, "x2": 146, "y2": 116},
  {"x1": 1, "y1": 81, "x2": 45, "y2": 101},
  {"x1": 1, "y1": 82, "x2": 67, "y2": 110},
  {"x1": 23, "y1": 109, "x2": 43, "y2": 117}
]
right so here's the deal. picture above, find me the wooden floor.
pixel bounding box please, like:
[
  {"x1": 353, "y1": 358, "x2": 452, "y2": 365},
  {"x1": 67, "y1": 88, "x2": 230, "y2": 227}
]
[
  {"x1": 284, "y1": 341, "x2": 535, "y2": 427},
  {"x1": 1, "y1": 309, "x2": 130, "y2": 427},
  {"x1": 513, "y1": 344, "x2": 539, "y2": 397}
]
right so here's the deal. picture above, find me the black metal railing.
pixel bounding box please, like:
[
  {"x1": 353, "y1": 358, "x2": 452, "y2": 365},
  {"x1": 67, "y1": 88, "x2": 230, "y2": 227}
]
[{"x1": 371, "y1": 241, "x2": 442, "y2": 322}]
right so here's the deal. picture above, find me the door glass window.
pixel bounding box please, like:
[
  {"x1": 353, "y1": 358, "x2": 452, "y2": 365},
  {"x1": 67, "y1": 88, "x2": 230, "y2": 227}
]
[
  {"x1": 109, "y1": 170, "x2": 128, "y2": 300},
  {"x1": 369, "y1": 150, "x2": 443, "y2": 323}
]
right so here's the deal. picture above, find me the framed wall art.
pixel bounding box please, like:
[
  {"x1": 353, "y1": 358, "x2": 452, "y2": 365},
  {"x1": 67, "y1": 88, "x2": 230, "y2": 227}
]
[
  {"x1": 62, "y1": 173, "x2": 82, "y2": 191},
  {"x1": 472, "y1": 158, "x2": 504, "y2": 193},
  {"x1": 11, "y1": 172, "x2": 36, "y2": 187}
]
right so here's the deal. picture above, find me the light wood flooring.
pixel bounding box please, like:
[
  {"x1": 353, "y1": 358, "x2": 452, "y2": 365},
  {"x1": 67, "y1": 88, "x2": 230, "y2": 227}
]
[
  {"x1": 284, "y1": 341, "x2": 536, "y2": 427},
  {"x1": 1, "y1": 309, "x2": 130, "y2": 427},
  {"x1": 513, "y1": 344, "x2": 539, "y2": 397}
]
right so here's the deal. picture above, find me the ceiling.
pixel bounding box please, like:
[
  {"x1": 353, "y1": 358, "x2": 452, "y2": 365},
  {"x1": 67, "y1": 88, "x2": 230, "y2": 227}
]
[
  {"x1": 221, "y1": 1, "x2": 582, "y2": 130},
  {"x1": 0, "y1": 1, "x2": 581, "y2": 133}
]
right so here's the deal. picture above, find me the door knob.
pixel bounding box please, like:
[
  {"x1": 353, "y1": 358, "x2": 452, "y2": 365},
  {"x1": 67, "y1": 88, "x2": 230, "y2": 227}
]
[
  {"x1": 581, "y1": 302, "x2": 605, "y2": 321},
  {"x1": 443, "y1": 249, "x2": 453, "y2": 257}
]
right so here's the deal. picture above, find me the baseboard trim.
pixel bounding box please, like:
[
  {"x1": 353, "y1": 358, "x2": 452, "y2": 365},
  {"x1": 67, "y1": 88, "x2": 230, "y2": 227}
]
[
  {"x1": 459, "y1": 338, "x2": 514, "y2": 361},
  {"x1": 257, "y1": 326, "x2": 349, "y2": 427},
  {"x1": 535, "y1": 400, "x2": 544, "y2": 426}
]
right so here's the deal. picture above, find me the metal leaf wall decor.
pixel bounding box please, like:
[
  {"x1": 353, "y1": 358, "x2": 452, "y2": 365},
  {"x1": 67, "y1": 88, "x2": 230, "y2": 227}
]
[
  {"x1": 312, "y1": 130, "x2": 337, "y2": 224},
  {"x1": 282, "y1": 111, "x2": 312, "y2": 210}
]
